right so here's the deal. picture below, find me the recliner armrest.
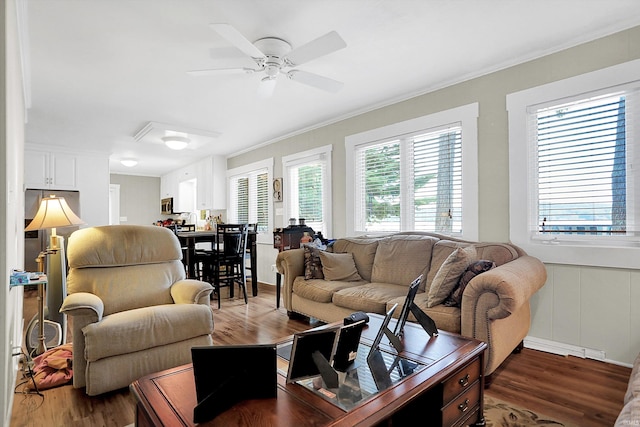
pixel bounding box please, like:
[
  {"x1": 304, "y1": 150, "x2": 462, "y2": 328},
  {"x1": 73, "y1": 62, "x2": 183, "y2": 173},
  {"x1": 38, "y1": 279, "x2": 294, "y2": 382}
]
[
  {"x1": 171, "y1": 279, "x2": 214, "y2": 305},
  {"x1": 60, "y1": 292, "x2": 104, "y2": 322}
]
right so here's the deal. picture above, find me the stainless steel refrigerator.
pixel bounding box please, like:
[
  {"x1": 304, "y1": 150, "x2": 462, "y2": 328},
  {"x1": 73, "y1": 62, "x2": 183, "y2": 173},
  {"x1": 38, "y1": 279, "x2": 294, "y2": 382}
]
[{"x1": 24, "y1": 189, "x2": 81, "y2": 348}]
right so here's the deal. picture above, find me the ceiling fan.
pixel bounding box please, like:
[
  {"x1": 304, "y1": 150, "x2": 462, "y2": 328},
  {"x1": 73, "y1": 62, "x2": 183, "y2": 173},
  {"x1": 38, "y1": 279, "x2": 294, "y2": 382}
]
[{"x1": 188, "y1": 24, "x2": 347, "y2": 96}]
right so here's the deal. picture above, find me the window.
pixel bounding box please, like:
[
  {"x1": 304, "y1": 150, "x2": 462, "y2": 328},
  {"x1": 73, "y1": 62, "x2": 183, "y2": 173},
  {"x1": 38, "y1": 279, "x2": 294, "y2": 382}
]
[
  {"x1": 283, "y1": 145, "x2": 332, "y2": 237},
  {"x1": 346, "y1": 103, "x2": 478, "y2": 238},
  {"x1": 535, "y1": 94, "x2": 634, "y2": 237},
  {"x1": 227, "y1": 159, "x2": 273, "y2": 243},
  {"x1": 507, "y1": 59, "x2": 640, "y2": 268}
]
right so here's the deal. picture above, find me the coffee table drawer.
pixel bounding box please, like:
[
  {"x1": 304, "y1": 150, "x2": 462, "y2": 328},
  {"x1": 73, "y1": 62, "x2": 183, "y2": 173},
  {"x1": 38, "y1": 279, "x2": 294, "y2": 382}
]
[
  {"x1": 442, "y1": 379, "x2": 481, "y2": 427},
  {"x1": 442, "y1": 358, "x2": 481, "y2": 403}
]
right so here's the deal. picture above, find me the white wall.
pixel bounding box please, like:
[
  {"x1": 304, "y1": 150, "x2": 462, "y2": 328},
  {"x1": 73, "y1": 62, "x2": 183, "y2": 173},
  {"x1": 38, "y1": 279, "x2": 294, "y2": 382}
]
[
  {"x1": 2, "y1": 0, "x2": 27, "y2": 424},
  {"x1": 228, "y1": 25, "x2": 640, "y2": 366},
  {"x1": 110, "y1": 174, "x2": 162, "y2": 225},
  {"x1": 76, "y1": 153, "x2": 110, "y2": 227}
]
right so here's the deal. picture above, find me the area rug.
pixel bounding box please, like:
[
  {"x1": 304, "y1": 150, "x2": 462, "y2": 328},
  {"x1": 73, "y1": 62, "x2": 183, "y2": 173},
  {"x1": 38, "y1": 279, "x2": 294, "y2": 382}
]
[{"x1": 484, "y1": 395, "x2": 576, "y2": 427}]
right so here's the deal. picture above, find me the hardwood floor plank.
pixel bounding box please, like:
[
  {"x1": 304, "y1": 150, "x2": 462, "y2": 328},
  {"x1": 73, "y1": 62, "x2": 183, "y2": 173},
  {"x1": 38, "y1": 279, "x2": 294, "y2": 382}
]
[{"x1": 11, "y1": 283, "x2": 631, "y2": 427}]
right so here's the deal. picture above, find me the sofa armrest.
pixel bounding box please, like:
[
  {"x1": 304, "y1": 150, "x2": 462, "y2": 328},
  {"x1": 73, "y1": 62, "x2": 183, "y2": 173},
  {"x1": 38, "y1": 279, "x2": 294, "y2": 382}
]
[
  {"x1": 60, "y1": 292, "x2": 104, "y2": 321},
  {"x1": 171, "y1": 279, "x2": 213, "y2": 305},
  {"x1": 276, "y1": 248, "x2": 305, "y2": 310},
  {"x1": 461, "y1": 255, "x2": 547, "y2": 326}
]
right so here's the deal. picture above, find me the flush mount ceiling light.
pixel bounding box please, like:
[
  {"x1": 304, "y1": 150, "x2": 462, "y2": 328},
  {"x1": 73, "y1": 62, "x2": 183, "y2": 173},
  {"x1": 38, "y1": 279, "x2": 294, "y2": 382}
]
[
  {"x1": 132, "y1": 122, "x2": 221, "y2": 151},
  {"x1": 162, "y1": 135, "x2": 191, "y2": 150},
  {"x1": 120, "y1": 159, "x2": 138, "y2": 167}
]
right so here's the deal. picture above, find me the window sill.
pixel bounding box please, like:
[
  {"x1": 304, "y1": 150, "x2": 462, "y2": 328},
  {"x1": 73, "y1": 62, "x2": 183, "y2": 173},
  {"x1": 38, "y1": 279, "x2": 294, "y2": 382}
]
[{"x1": 511, "y1": 238, "x2": 640, "y2": 269}]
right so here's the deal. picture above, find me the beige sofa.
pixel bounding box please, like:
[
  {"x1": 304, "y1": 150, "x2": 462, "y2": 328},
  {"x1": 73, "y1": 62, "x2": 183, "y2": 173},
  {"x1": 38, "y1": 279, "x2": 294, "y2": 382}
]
[
  {"x1": 616, "y1": 352, "x2": 640, "y2": 426},
  {"x1": 276, "y1": 232, "x2": 547, "y2": 382},
  {"x1": 61, "y1": 225, "x2": 215, "y2": 396}
]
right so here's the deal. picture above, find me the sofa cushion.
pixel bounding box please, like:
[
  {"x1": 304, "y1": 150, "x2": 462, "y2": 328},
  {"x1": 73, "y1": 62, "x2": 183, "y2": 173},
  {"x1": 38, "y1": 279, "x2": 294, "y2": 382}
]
[
  {"x1": 303, "y1": 245, "x2": 324, "y2": 280},
  {"x1": 319, "y1": 251, "x2": 363, "y2": 281},
  {"x1": 293, "y1": 276, "x2": 365, "y2": 303},
  {"x1": 83, "y1": 304, "x2": 214, "y2": 361},
  {"x1": 331, "y1": 238, "x2": 380, "y2": 281},
  {"x1": 427, "y1": 246, "x2": 477, "y2": 308},
  {"x1": 444, "y1": 260, "x2": 497, "y2": 307},
  {"x1": 333, "y1": 283, "x2": 408, "y2": 314},
  {"x1": 426, "y1": 240, "x2": 472, "y2": 289},
  {"x1": 370, "y1": 235, "x2": 437, "y2": 288}
]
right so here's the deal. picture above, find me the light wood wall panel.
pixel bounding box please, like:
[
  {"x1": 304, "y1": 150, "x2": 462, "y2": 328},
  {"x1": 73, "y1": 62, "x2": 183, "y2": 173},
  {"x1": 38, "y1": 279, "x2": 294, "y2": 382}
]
[{"x1": 530, "y1": 264, "x2": 640, "y2": 365}]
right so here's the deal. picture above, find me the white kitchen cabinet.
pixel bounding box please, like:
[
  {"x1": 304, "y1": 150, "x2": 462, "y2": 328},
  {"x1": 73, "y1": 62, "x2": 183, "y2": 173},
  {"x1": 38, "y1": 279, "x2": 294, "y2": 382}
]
[
  {"x1": 25, "y1": 150, "x2": 77, "y2": 190},
  {"x1": 24, "y1": 145, "x2": 110, "y2": 227},
  {"x1": 161, "y1": 167, "x2": 196, "y2": 212},
  {"x1": 195, "y1": 156, "x2": 226, "y2": 210},
  {"x1": 160, "y1": 170, "x2": 178, "y2": 199},
  {"x1": 160, "y1": 156, "x2": 226, "y2": 212},
  {"x1": 196, "y1": 158, "x2": 213, "y2": 210}
]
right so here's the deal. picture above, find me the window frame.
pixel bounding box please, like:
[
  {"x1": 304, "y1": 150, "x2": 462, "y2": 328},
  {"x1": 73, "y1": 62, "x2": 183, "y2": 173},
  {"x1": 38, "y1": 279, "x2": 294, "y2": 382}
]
[
  {"x1": 282, "y1": 145, "x2": 332, "y2": 237},
  {"x1": 507, "y1": 59, "x2": 640, "y2": 269},
  {"x1": 345, "y1": 103, "x2": 479, "y2": 239},
  {"x1": 226, "y1": 158, "x2": 273, "y2": 245}
]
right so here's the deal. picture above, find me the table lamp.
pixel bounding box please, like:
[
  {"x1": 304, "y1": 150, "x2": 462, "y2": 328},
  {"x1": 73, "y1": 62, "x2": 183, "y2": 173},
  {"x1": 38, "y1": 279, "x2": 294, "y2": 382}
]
[{"x1": 24, "y1": 195, "x2": 84, "y2": 355}]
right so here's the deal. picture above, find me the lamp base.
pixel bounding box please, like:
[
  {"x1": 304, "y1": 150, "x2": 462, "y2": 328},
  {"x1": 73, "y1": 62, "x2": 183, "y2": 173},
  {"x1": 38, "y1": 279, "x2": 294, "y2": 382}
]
[
  {"x1": 46, "y1": 237, "x2": 67, "y2": 344},
  {"x1": 25, "y1": 315, "x2": 62, "y2": 356}
]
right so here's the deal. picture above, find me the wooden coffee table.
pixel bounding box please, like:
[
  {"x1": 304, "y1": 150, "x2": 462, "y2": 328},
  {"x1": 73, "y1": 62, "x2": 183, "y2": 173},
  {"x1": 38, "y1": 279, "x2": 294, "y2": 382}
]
[{"x1": 130, "y1": 314, "x2": 487, "y2": 427}]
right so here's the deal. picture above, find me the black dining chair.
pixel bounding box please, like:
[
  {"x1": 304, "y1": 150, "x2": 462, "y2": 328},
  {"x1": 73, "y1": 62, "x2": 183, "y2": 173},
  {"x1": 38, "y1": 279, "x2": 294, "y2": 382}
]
[
  {"x1": 167, "y1": 224, "x2": 190, "y2": 273},
  {"x1": 244, "y1": 223, "x2": 257, "y2": 286},
  {"x1": 205, "y1": 223, "x2": 249, "y2": 308}
]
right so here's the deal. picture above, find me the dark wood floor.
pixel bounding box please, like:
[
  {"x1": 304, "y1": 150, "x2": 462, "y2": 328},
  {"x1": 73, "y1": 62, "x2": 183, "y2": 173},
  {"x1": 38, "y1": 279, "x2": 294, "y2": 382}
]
[{"x1": 11, "y1": 283, "x2": 631, "y2": 427}]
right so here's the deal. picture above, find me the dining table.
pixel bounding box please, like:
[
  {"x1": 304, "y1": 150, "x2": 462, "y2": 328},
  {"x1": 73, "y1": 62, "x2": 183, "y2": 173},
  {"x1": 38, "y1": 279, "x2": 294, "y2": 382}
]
[{"x1": 176, "y1": 230, "x2": 258, "y2": 297}]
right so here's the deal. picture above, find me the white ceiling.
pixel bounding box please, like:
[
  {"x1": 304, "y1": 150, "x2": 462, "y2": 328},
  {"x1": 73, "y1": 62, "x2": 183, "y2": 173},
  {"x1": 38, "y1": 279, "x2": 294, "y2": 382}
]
[{"x1": 24, "y1": 0, "x2": 640, "y2": 176}]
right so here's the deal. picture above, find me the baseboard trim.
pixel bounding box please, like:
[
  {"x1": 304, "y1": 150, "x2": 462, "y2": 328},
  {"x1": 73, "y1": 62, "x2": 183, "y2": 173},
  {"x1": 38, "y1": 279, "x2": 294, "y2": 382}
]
[{"x1": 523, "y1": 336, "x2": 633, "y2": 368}]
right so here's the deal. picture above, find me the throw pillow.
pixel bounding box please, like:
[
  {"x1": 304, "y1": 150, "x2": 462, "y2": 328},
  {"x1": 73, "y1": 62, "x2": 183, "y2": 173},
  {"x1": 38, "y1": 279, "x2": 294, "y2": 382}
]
[
  {"x1": 443, "y1": 260, "x2": 497, "y2": 307},
  {"x1": 303, "y1": 245, "x2": 324, "y2": 280},
  {"x1": 426, "y1": 245, "x2": 477, "y2": 308},
  {"x1": 319, "y1": 251, "x2": 363, "y2": 282}
]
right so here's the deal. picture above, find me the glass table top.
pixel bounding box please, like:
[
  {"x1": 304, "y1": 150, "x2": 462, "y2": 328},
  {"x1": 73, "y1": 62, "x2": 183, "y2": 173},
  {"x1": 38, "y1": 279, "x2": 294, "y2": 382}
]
[{"x1": 277, "y1": 340, "x2": 425, "y2": 411}]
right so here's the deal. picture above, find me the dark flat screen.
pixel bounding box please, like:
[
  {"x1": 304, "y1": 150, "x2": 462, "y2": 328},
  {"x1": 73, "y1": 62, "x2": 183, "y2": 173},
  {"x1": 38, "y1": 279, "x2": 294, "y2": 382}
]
[{"x1": 191, "y1": 344, "x2": 277, "y2": 423}]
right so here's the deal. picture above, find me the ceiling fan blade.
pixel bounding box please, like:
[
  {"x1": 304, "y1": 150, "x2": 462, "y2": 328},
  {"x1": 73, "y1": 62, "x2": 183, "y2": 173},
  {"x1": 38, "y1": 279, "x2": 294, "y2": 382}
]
[
  {"x1": 285, "y1": 31, "x2": 347, "y2": 66},
  {"x1": 187, "y1": 67, "x2": 249, "y2": 76},
  {"x1": 287, "y1": 70, "x2": 344, "y2": 93},
  {"x1": 209, "y1": 23, "x2": 265, "y2": 59},
  {"x1": 209, "y1": 48, "x2": 258, "y2": 67}
]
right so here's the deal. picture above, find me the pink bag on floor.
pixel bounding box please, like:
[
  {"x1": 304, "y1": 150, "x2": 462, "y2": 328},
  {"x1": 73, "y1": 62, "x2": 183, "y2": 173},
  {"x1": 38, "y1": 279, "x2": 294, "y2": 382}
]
[{"x1": 28, "y1": 343, "x2": 73, "y2": 390}]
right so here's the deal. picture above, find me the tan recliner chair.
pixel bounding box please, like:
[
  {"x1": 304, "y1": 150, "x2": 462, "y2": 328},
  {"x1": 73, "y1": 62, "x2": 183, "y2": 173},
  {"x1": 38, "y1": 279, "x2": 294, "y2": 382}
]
[{"x1": 60, "y1": 225, "x2": 214, "y2": 396}]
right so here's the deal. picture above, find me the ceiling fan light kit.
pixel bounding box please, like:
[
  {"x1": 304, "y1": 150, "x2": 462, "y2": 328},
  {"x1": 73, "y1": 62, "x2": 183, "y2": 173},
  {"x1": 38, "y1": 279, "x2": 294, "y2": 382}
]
[
  {"x1": 189, "y1": 24, "x2": 347, "y2": 95},
  {"x1": 162, "y1": 136, "x2": 191, "y2": 150}
]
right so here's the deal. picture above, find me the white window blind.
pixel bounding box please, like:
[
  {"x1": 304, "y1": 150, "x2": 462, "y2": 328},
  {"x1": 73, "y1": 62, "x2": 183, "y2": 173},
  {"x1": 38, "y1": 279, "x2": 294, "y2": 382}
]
[
  {"x1": 353, "y1": 125, "x2": 463, "y2": 233},
  {"x1": 355, "y1": 139, "x2": 401, "y2": 232},
  {"x1": 532, "y1": 90, "x2": 637, "y2": 239},
  {"x1": 229, "y1": 169, "x2": 269, "y2": 232},
  {"x1": 412, "y1": 128, "x2": 462, "y2": 233},
  {"x1": 283, "y1": 145, "x2": 332, "y2": 236}
]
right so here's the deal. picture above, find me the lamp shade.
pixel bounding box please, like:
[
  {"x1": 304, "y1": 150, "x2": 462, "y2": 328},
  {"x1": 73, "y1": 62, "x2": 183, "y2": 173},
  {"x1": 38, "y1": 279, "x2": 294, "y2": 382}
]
[{"x1": 24, "y1": 195, "x2": 85, "y2": 231}]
